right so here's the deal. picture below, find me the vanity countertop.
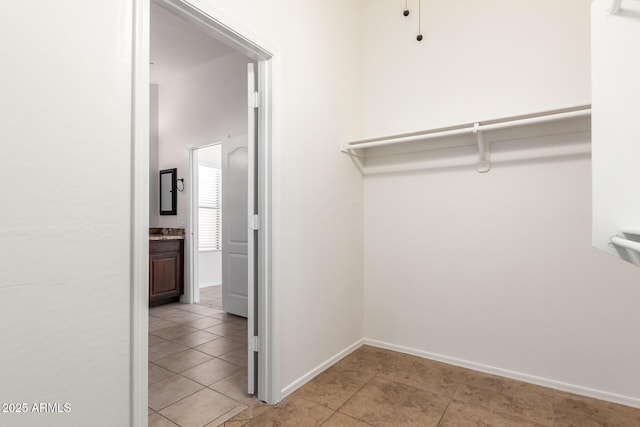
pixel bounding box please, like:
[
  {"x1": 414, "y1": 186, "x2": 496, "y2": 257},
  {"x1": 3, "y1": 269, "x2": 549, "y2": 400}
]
[{"x1": 149, "y1": 227, "x2": 185, "y2": 241}]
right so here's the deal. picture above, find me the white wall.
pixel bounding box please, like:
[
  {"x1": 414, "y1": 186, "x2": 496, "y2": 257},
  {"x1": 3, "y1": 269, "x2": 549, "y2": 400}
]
[
  {"x1": 198, "y1": 145, "x2": 222, "y2": 288},
  {"x1": 154, "y1": 51, "x2": 244, "y2": 302},
  {"x1": 198, "y1": 143, "x2": 222, "y2": 168},
  {"x1": 153, "y1": 51, "x2": 248, "y2": 227},
  {"x1": 150, "y1": 84, "x2": 160, "y2": 223},
  {"x1": 591, "y1": 0, "x2": 640, "y2": 262},
  {"x1": 0, "y1": 2, "x2": 365, "y2": 420},
  {"x1": 188, "y1": 0, "x2": 366, "y2": 394},
  {"x1": 362, "y1": 0, "x2": 591, "y2": 138},
  {"x1": 364, "y1": 140, "x2": 640, "y2": 405},
  {"x1": 200, "y1": 252, "x2": 222, "y2": 287},
  {"x1": 362, "y1": 0, "x2": 640, "y2": 408},
  {"x1": 0, "y1": 3, "x2": 133, "y2": 426},
  {"x1": 154, "y1": 0, "x2": 366, "y2": 396}
]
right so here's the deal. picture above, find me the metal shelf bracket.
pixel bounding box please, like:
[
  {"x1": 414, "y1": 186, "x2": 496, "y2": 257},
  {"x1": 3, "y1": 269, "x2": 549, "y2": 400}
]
[{"x1": 473, "y1": 122, "x2": 490, "y2": 173}]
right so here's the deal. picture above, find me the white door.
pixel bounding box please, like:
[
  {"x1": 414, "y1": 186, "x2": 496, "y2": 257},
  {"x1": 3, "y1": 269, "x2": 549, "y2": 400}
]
[
  {"x1": 222, "y1": 63, "x2": 258, "y2": 395},
  {"x1": 222, "y1": 134, "x2": 249, "y2": 317}
]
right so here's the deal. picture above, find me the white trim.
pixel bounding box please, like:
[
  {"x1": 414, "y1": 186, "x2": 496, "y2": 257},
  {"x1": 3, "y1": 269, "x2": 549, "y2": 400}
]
[
  {"x1": 186, "y1": 146, "x2": 199, "y2": 304},
  {"x1": 364, "y1": 338, "x2": 640, "y2": 410},
  {"x1": 256, "y1": 58, "x2": 279, "y2": 403},
  {"x1": 247, "y1": 61, "x2": 257, "y2": 395},
  {"x1": 280, "y1": 339, "x2": 365, "y2": 398},
  {"x1": 153, "y1": 0, "x2": 275, "y2": 60},
  {"x1": 131, "y1": 0, "x2": 150, "y2": 425}
]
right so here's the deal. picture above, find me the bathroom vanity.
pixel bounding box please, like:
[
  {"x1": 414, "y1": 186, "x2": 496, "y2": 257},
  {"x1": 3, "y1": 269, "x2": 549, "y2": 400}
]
[{"x1": 149, "y1": 228, "x2": 185, "y2": 307}]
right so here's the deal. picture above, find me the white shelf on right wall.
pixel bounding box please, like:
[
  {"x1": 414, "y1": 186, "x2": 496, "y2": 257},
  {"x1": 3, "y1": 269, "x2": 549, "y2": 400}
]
[{"x1": 342, "y1": 105, "x2": 592, "y2": 175}]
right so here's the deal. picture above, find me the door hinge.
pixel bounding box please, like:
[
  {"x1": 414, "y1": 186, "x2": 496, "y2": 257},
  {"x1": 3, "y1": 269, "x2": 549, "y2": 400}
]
[
  {"x1": 250, "y1": 335, "x2": 260, "y2": 352},
  {"x1": 251, "y1": 91, "x2": 260, "y2": 109},
  {"x1": 250, "y1": 214, "x2": 259, "y2": 231}
]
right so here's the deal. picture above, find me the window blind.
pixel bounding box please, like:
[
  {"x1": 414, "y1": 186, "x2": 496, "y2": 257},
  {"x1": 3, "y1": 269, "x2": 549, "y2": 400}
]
[{"x1": 198, "y1": 165, "x2": 221, "y2": 251}]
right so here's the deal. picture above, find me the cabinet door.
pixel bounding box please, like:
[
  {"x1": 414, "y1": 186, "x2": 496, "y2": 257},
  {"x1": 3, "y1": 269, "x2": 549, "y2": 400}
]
[{"x1": 149, "y1": 251, "x2": 182, "y2": 298}]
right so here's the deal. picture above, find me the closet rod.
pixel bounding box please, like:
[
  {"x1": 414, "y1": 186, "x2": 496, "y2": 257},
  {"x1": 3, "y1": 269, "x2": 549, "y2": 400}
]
[
  {"x1": 611, "y1": 236, "x2": 640, "y2": 254},
  {"x1": 345, "y1": 106, "x2": 591, "y2": 151}
]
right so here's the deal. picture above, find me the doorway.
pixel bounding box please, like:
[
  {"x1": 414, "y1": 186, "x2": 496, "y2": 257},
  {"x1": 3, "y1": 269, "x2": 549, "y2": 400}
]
[
  {"x1": 133, "y1": 0, "x2": 277, "y2": 424},
  {"x1": 190, "y1": 143, "x2": 224, "y2": 307},
  {"x1": 191, "y1": 136, "x2": 251, "y2": 315}
]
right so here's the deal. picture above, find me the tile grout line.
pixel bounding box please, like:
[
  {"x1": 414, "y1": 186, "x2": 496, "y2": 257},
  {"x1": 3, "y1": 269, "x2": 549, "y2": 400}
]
[
  {"x1": 151, "y1": 331, "x2": 247, "y2": 367},
  {"x1": 436, "y1": 381, "x2": 463, "y2": 427},
  {"x1": 155, "y1": 412, "x2": 180, "y2": 427},
  {"x1": 278, "y1": 368, "x2": 377, "y2": 426},
  {"x1": 153, "y1": 313, "x2": 640, "y2": 426},
  {"x1": 152, "y1": 349, "x2": 216, "y2": 375},
  {"x1": 331, "y1": 373, "x2": 380, "y2": 424},
  {"x1": 153, "y1": 373, "x2": 248, "y2": 415},
  {"x1": 551, "y1": 389, "x2": 558, "y2": 427},
  {"x1": 149, "y1": 296, "x2": 253, "y2": 426},
  {"x1": 316, "y1": 409, "x2": 336, "y2": 427},
  {"x1": 435, "y1": 395, "x2": 455, "y2": 427},
  {"x1": 211, "y1": 403, "x2": 252, "y2": 427},
  {"x1": 154, "y1": 343, "x2": 247, "y2": 379},
  {"x1": 153, "y1": 384, "x2": 205, "y2": 413}
]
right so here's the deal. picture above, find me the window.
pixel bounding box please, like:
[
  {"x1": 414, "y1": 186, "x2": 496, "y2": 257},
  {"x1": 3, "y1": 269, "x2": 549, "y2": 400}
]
[{"x1": 198, "y1": 164, "x2": 221, "y2": 251}]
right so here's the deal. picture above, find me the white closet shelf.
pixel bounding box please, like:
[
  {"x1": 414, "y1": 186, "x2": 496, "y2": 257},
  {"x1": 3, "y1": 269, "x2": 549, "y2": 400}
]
[{"x1": 342, "y1": 105, "x2": 591, "y2": 173}]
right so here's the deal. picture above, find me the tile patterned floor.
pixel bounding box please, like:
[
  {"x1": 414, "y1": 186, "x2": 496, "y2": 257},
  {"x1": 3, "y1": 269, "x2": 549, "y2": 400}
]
[
  {"x1": 149, "y1": 286, "x2": 254, "y2": 427},
  {"x1": 151, "y1": 287, "x2": 640, "y2": 426}
]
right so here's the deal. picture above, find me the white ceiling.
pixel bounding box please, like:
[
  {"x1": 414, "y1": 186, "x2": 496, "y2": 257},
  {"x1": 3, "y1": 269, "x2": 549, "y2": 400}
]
[{"x1": 150, "y1": 4, "x2": 234, "y2": 85}]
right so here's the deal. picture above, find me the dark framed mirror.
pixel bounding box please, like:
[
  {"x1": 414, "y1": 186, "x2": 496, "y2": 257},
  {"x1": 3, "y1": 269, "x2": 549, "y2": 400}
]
[{"x1": 159, "y1": 168, "x2": 177, "y2": 215}]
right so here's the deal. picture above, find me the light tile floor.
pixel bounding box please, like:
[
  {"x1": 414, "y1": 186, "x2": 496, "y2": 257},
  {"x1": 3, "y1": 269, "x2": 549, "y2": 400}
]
[
  {"x1": 151, "y1": 287, "x2": 640, "y2": 426},
  {"x1": 149, "y1": 286, "x2": 254, "y2": 427}
]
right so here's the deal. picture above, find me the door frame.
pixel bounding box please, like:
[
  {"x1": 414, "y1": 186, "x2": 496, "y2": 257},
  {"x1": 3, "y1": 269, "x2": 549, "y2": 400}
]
[{"x1": 132, "y1": 0, "x2": 278, "y2": 425}]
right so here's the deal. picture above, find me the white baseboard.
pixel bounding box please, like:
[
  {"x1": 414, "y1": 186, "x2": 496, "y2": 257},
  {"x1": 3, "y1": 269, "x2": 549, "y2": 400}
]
[
  {"x1": 281, "y1": 339, "x2": 365, "y2": 398},
  {"x1": 364, "y1": 338, "x2": 640, "y2": 409}
]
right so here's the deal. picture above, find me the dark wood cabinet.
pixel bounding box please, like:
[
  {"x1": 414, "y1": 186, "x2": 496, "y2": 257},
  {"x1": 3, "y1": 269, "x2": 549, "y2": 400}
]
[{"x1": 149, "y1": 239, "x2": 184, "y2": 307}]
